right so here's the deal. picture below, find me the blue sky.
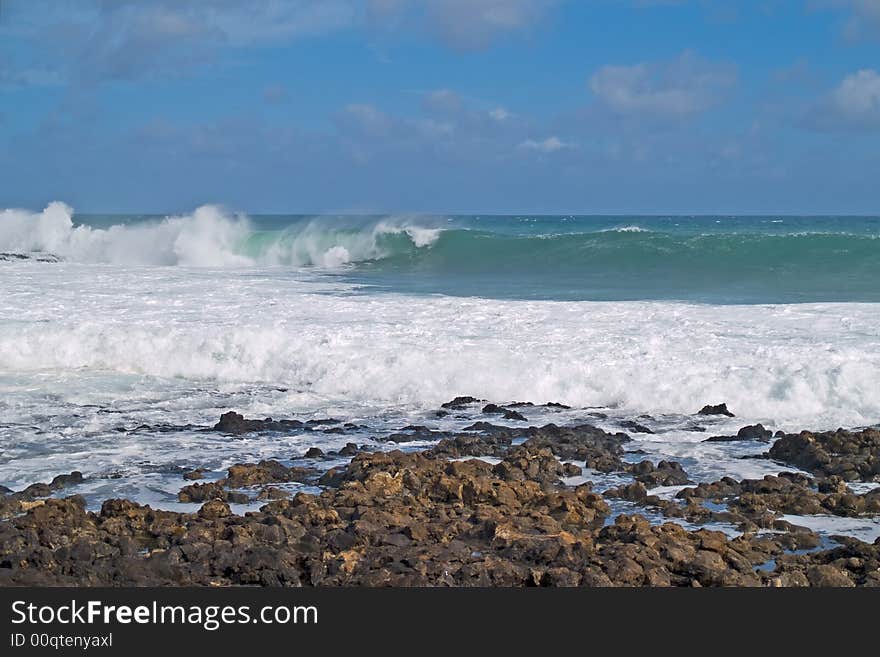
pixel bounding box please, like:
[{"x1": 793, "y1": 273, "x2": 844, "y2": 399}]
[{"x1": 1, "y1": 0, "x2": 879, "y2": 214}]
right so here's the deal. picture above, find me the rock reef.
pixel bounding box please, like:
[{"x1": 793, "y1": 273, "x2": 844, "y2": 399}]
[{"x1": 1, "y1": 407, "x2": 879, "y2": 587}]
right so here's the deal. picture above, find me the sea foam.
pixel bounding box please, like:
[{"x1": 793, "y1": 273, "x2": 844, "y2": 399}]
[{"x1": 1, "y1": 257, "x2": 879, "y2": 430}]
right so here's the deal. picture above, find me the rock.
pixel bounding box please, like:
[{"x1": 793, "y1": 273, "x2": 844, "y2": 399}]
[
  {"x1": 817, "y1": 476, "x2": 848, "y2": 495},
  {"x1": 226, "y1": 491, "x2": 251, "y2": 504},
  {"x1": 431, "y1": 433, "x2": 511, "y2": 458},
  {"x1": 604, "y1": 481, "x2": 649, "y2": 502},
  {"x1": 198, "y1": 499, "x2": 231, "y2": 519},
  {"x1": 705, "y1": 424, "x2": 773, "y2": 442},
  {"x1": 337, "y1": 443, "x2": 359, "y2": 456},
  {"x1": 481, "y1": 404, "x2": 528, "y2": 422},
  {"x1": 618, "y1": 420, "x2": 654, "y2": 434},
  {"x1": 183, "y1": 469, "x2": 205, "y2": 481},
  {"x1": 213, "y1": 411, "x2": 304, "y2": 435},
  {"x1": 178, "y1": 481, "x2": 226, "y2": 503},
  {"x1": 304, "y1": 447, "x2": 325, "y2": 459},
  {"x1": 769, "y1": 428, "x2": 880, "y2": 481},
  {"x1": 226, "y1": 460, "x2": 315, "y2": 487},
  {"x1": 384, "y1": 426, "x2": 448, "y2": 443},
  {"x1": 630, "y1": 460, "x2": 692, "y2": 487},
  {"x1": 49, "y1": 471, "x2": 84, "y2": 490},
  {"x1": 21, "y1": 483, "x2": 52, "y2": 498},
  {"x1": 256, "y1": 486, "x2": 291, "y2": 501},
  {"x1": 4, "y1": 414, "x2": 880, "y2": 588},
  {"x1": 697, "y1": 403, "x2": 734, "y2": 417},
  {"x1": 519, "y1": 423, "x2": 631, "y2": 473},
  {"x1": 440, "y1": 396, "x2": 484, "y2": 409},
  {"x1": 806, "y1": 565, "x2": 855, "y2": 587},
  {"x1": 214, "y1": 411, "x2": 262, "y2": 434},
  {"x1": 737, "y1": 424, "x2": 772, "y2": 441}
]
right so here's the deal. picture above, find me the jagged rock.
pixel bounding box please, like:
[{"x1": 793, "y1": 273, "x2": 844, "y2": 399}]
[
  {"x1": 697, "y1": 403, "x2": 734, "y2": 417},
  {"x1": 769, "y1": 428, "x2": 880, "y2": 481},
  {"x1": 482, "y1": 404, "x2": 528, "y2": 421},
  {"x1": 440, "y1": 396, "x2": 484, "y2": 409},
  {"x1": 337, "y1": 443, "x2": 359, "y2": 456},
  {"x1": 213, "y1": 411, "x2": 304, "y2": 435},
  {"x1": 629, "y1": 460, "x2": 692, "y2": 487},
  {"x1": 619, "y1": 420, "x2": 654, "y2": 434},
  {"x1": 705, "y1": 424, "x2": 772, "y2": 442}
]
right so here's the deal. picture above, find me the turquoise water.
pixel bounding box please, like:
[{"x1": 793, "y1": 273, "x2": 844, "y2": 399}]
[{"x1": 52, "y1": 213, "x2": 880, "y2": 303}]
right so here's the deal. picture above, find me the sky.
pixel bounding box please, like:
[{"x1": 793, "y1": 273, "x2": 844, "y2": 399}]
[{"x1": 1, "y1": 0, "x2": 879, "y2": 215}]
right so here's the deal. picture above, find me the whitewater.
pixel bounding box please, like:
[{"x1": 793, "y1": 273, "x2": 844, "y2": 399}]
[{"x1": 1, "y1": 203, "x2": 879, "y2": 539}]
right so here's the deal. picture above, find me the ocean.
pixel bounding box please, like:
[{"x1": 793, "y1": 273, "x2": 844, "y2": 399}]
[{"x1": 1, "y1": 203, "x2": 879, "y2": 540}]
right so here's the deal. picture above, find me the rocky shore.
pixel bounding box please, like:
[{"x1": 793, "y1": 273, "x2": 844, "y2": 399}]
[{"x1": 1, "y1": 401, "x2": 879, "y2": 587}]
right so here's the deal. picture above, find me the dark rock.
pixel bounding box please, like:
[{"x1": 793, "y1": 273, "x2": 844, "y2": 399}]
[
  {"x1": 183, "y1": 469, "x2": 205, "y2": 481},
  {"x1": 5, "y1": 414, "x2": 880, "y2": 588},
  {"x1": 481, "y1": 404, "x2": 527, "y2": 421},
  {"x1": 198, "y1": 499, "x2": 231, "y2": 519},
  {"x1": 226, "y1": 460, "x2": 315, "y2": 488},
  {"x1": 226, "y1": 491, "x2": 251, "y2": 504},
  {"x1": 256, "y1": 487, "x2": 291, "y2": 501},
  {"x1": 697, "y1": 403, "x2": 734, "y2": 417},
  {"x1": 618, "y1": 420, "x2": 654, "y2": 434},
  {"x1": 49, "y1": 471, "x2": 84, "y2": 490},
  {"x1": 705, "y1": 424, "x2": 773, "y2": 443},
  {"x1": 337, "y1": 443, "x2": 359, "y2": 457},
  {"x1": 769, "y1": 428, "x2": 880, "y2": 481},
  {"x1": 604, "y1": 481, "x2": 649, "y2": 502},
  {"x1": 431, "y1": 433, "x2": 511, "y2": 458},
  {"x1": 440, "y1": 396, "x2": 484, "y2": 409},
  {"x1": 630, "y1": 460, "x2": 691, "y2": 487},
  {"x1": 306, "y1": 418, "x2": 341, "y2": 427},
  {"x1": 213, "y1": 411, "x2": 305, "y2": 435},
  {"x1": 384, "y1": 425, "x2": 448, "y2": 443},
  {"x1": 178, "y1": 481, "x2": 226, "y2": 503},
  {"x1": 806, "y1": 564, "x2": 854, "y2": 587},
  {"x1": 304, "y1": 447, "x2": 325, "y2": 459}
]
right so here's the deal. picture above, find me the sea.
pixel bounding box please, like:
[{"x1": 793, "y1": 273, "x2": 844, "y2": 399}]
[{"x1": 1, "y1": 202, "x2": 879, "y2": 540}]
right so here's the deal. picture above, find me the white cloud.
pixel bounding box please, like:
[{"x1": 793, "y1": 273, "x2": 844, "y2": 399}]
[
  {"x1": 422, "y1": 89, "x2": 464, "y2": 114},
  {"x1": 370, "y1": 0, "x2": 556, "y2": 49},
  {"x1": 831, "y1": 0, "x2": 880, "y2": 40},
  {"x1": 0, "y1": 66, "x2": 63, "y2": 89},
  {"x1": 337, "y1": 104, "x2": 395, "y2": 138},
  {"x1": 4, "y1": 0, "x2": 558, "y2": 84},
  {"x1": 4, "y1": 0, "x2": 356, "y2": 82},
  {"x1": 589, "y1": 51, "x2": 737, "y2": 118},
  {"x1": 263, "y1": 84, "x2": 288, "y2": 105},
  {"x1": 489, "y1": 107, "x2": 511, "y2": 121},
  {"x1": 806, "y1": 69, "x2": 880, "y2": 131},
  {"x1": 518, "y1": 136, "x2": 569, "y2": 153}
]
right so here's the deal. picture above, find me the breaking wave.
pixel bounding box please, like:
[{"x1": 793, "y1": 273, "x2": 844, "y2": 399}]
[{"x1": 0, "y1": 202, "x2": 442, "y2": 267}]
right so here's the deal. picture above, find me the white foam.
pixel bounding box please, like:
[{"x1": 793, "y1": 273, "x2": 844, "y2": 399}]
[
  {"x1": 780, "y1": 514, "x2": 880, "y2": 543},
  {"x1": 605, "y1": 225, "x2": 649, "y2": 233},
  {"x1": 1, "y1": 261, "x2": 879, "y2": 430}
]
